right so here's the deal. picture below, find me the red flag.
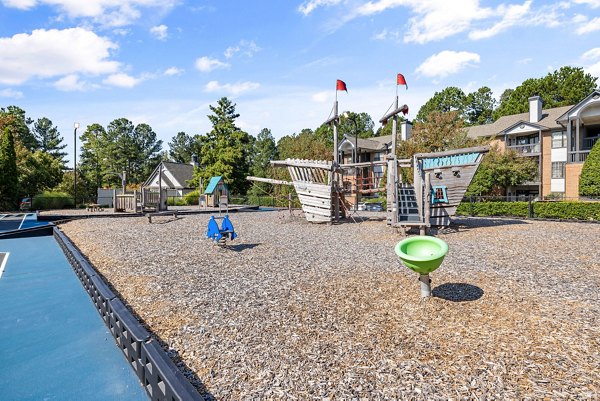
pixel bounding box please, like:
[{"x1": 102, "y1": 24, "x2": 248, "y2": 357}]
[
  {"x1": 397, "y1": 73, "x2": 408, "y2": 89},
  {"x1": 336, "y1": 79, "x2": 347, "y2": 92}
]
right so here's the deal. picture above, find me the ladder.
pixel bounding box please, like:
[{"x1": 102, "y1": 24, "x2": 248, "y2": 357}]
[{"x1": 398, "y1": 184, "x2": 420, "y2": 222}]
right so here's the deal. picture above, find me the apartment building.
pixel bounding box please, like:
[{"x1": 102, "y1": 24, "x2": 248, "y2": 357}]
[{"x1": 467, "y1": 90, "x2": 600, "y2": 199}]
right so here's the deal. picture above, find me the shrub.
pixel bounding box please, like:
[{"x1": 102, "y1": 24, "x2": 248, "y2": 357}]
[
  {"x1": 457, "y1": 199, "x2": 600, "y2": 221},
  {"x1": 32, "y1": 191, "x2": 75, "y2": 210},
  {"x1": 580, "y1": 139, "x2": 600, "y2": 197},
  {"x1": 183, "y1": 190, "x2": 199, "y2": 205}
]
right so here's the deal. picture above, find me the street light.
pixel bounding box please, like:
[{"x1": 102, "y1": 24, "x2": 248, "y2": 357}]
[{"x1": 74, "y1": 122, "x2": 80, "y2": 207}]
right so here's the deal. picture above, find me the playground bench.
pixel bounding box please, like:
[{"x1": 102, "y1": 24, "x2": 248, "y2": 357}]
[{"x1": 146, "y1": 211, "x2": 178, "y2": 223}]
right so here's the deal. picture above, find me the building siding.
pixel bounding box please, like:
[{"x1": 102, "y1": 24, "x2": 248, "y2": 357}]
[{"x1": 565, "y1": 163, "x2": 584, "y2": 198}]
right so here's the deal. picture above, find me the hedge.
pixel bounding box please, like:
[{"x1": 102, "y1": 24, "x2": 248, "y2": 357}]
[
  {"x1": 32, "y1": 191, "x2": 75, "y2": 210},
  {"x1": 457, "y1": 200, "x2": 600, "y2": 221}
]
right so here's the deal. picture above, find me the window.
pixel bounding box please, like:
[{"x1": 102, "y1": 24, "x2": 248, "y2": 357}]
[
  {"x1": 551, "y1": 162, "x2": 565, "y2": 179},
  {"x1": 374, "y1": 152, "x2": 382, "y2": 162},
  {"x1": 552, "y1": 131, "x2": 567, "y2": 148},
  {"x1": 431, "y1": 186, "x2": 448, "y2": 204}
]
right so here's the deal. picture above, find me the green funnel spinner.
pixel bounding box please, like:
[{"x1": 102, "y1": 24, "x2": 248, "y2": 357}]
[{"x1": 394, "y1": 236, "x2": 449, "y2": 275}]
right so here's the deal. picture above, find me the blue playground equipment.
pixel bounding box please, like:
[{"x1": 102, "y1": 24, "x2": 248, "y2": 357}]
[{"x1": 206, "y1": 215, "x2": 237, "y2": 243}]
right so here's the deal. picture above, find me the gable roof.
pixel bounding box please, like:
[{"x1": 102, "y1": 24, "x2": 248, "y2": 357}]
[
  {"x1": 339, "y1": 134, "x2": 392, "y2": 152},
  {"x1": 204, "y1": 176, "x2": 226, "y2": 194},
  {"x1": 143, "y1": 161, "x2": 194, "y2": 188},
  {"x1": 466, "y1": 105, "x2": 571, "y2": 139}
]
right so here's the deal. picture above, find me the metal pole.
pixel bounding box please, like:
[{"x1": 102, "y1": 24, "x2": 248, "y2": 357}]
[
  {"x1": 419, "y1": 274, "x2": 432, "y2": 298},
  {"x1": 73, "y1": 123, "x2": 79, "y2": 207}
]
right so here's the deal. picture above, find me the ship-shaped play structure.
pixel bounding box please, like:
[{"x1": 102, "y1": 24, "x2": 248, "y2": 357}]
[{"x1": 248, "y1": 77, "x2": 488, "y2": 231}]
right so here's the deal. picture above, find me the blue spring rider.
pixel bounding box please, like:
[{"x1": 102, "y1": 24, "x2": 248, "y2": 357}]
[{"x1": 206, "y1": 215, "x2": 237, "y2": 243}]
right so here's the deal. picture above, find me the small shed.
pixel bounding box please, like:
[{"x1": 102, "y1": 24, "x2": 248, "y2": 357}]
[{"x1": 204, "y1": 176, "x2": 228, "y2": 207}]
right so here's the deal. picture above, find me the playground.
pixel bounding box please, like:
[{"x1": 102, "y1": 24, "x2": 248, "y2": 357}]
[{"x1": 58, "y1": 210, "x2": 600, "y2": 399}]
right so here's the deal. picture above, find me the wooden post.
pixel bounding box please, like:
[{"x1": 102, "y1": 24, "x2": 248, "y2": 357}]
[
  {"x1": 424, "y1": 172, "x2": 431, "y2": 231},
  {"x1": 288, "y1": 192, "x2": 292, "y2": 215},
  {"x1": 113, "y1": 189, "x2": 117, "y2": 213},
  {"x1": 333, "y1": 101, "x2": 340, "y2": 221}
]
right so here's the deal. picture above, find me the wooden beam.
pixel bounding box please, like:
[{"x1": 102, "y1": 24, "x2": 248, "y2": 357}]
[
  {"x1": 378, "y1": 104, "x2": 409, "y2": 123},
  {"x1": 271, "y1": 160, "x2": 334, "y2": 170},
  {"x1": 246, "y1": 176, "x2": 294, "y2": 186}
]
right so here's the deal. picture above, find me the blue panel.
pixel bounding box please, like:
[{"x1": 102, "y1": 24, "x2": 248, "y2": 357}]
[
  {"x1": 431, "y1": 186, "x2": 449, "y2": 204},
  {"x1": 422, "y1": 153, "x2": 480, "y2": 169},
  {"x1": 204, "y1": 175, "x2": 226, "y2": 194},
  {"x1": 0, "y1": 236, "x2": 147, "y2": 401}
]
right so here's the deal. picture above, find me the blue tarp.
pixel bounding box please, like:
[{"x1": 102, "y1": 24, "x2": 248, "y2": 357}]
[{"x1": 204, "y1": 176, "x2": 225, "y2": 194}]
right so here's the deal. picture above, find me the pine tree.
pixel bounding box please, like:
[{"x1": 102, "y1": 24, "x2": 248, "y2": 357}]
[
  {"x1": 200, "y1": 97, "x2": 253, "y2": 194},
  {"x1": 0, "y1": 128, "x2": 19, "y2": 210},
  {"x1": 33, "y1": 117, "x2": 67, "y2": 164}
]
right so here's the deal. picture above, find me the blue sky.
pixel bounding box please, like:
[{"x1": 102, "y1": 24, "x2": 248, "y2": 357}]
[{"x1": 1, "y1": 0, "x2": 600, "y2": 162}]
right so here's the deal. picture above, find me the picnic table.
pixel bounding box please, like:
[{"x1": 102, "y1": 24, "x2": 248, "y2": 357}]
[{"x1": 86, "y1": 203, "x2": 104, "y2": 212}]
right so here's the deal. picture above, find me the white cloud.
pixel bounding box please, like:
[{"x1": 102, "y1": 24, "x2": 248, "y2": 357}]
[
  {"x1": 224, "y1": 40, "x2": 261, "y2": 59},
  {"x1": 518, "y1": 57, "x2": 533, "y2": 64},
  {"x1": 582, "y1": 48, "x2": 600, "y2": 60},
  {"x1": 372, "y1": 28, "x2": 402, "y2": 41},
  {"x1": 0, "y1": 28, "x2": 119, "y2": 85},
  {"x1": 298, "y1": 0, "x2": 342, "y2": 16},
  {"x1": 53, "y1": 74, "x2": 91, "y2": 91},
  {"x1": 573, "y1": 0, "x2": 600, "y2": 8},
  {"x1": 469, "y1": 1, "x2": 531, "y2": 40},
  {"x1": 103, "y1": 73, "x2": 142, "y2": 88},
  {"x1": 2, "y1": 0, "x2": 36, "y2": 9},
  {"x1": 150, "y1": 24, "x2": 168, "y2": 40},
  {"x1": 164, "y1": 67, "x2": 183, "y2": 76},
  {"x1": 311, "y1": 90, "x2": 331, "y2": 103},
  {"x1": 416, "y1": 50, "x2": 480, "y2": 78},
  {"x1": 581, "y1": 48, "x2": 600, "y2": 77},
  {"x1": 0, "y1": 88, "x2": 24, "y2": 98},
  {"x1": 1, "y1": 0, "x2": 178, "y2": 27},
  {"x1": 204, "y1": 80, "x2": 260, "y2": 95},
  {"x1": 402, "y1": 1, "x2": 493, "y2": 44},
  {"x1": 576, "y1": 17, "x2": 600, "y2": 34},
  {"x1": 194, "y1": 56, "x2": 230, "y2": 72}
]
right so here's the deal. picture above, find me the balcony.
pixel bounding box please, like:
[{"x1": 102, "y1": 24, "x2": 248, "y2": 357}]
[
  {"x1": 569, "y1": 150, "x2": 591, "y2": 163},
  {"x1": 508, "y1": 143, "x2": 540, "y2": 155},
  {"x1": 582, "y1": 136, "x2": 599, "y2": 150}
]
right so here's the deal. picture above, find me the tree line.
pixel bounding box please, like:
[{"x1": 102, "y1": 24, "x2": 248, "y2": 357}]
[{"x1": 1, "y1": 65, "x2": 597, "y2": 210}]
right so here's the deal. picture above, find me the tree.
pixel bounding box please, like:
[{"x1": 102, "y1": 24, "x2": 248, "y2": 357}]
[
  {"x1": 277, "y1": 128, "x2": 332, "y2": 161},
  {"x1": 466, "y1": 147, "x2": 539, "y2": 196},
  {"x1": 494, "y1": 66, "x2": 598, "y2": 119},
  {"x1": 168, "y1": 131, "x2": 197, "y2": 163},
  {"x1": 196, "y1": 97, "x2": 253, "y2": 194},
  {"x1": 416, "y1": 87, "x2": 467, "y2": 123},
  {"x1": 16, "y1": 147, "x2": 64, "y2": 198},
  {"x1": 579, "y1": 139, "x2": 600, "y2": 197},
  {"x1": 78, "y1": 119, "x2": 162, "y2": 188},
  {"x1": 465, "y1": 86, "x2": 496, "y2": 126},
  {"x1": 0, "y1": 106, "x2": 37, "y2": 151},
  {"x1": 33, "y1": 117, "x2": 67, "y2": 164},
  {"x1": 0, "y1": 128, "x2": 19, "y2": 210},
  {"x1": 248, "y1": 128, "x2": 278, "y2": 195},
  {"x1": 79, "y1": 123, "x2": 106, "y2": 191},
  {"x1": 398, "y1": 111, "x2": 480, "y2": 158}
]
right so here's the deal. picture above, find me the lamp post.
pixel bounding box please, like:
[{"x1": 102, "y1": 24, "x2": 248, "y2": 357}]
[{"x1": 74, "y1": 122, "x2": 80, "y2": 207}]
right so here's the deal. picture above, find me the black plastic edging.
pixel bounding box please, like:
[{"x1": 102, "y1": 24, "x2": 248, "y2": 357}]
[{"x1": 53, "y1": 227, "x2": 204, "y2": 401}]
